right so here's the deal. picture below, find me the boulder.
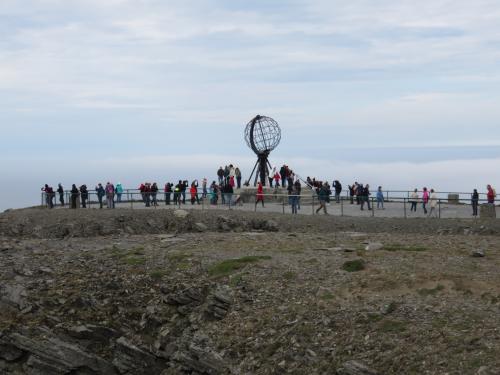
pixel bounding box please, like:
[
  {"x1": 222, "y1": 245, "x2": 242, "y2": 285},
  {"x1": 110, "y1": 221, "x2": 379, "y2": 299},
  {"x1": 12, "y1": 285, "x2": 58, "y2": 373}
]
[
  {"x1": 113, "y1": 336, "x2": 166, "y2": 374},
  {"x1": 365, "y1": 242, "x2": 383, "y2": 251},
  {"x1": 1, "y1": 328, "x2": 117, "y2": 374},
  {"x1": 174, "y1": 210, "x2": 189, "y2": 219}
]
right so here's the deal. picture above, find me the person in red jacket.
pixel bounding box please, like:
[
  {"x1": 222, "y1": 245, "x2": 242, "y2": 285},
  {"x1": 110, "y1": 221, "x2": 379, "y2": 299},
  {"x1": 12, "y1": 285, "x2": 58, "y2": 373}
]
[
  {"x1": 487, "y1": 184, "x2": 496, "y2": 204},
  {"x1": 190, "y1": 181, "x2": 199, "y2": 205},
  {"x1": 255, "y1": 182, "x2": 264, "y2": 208}
]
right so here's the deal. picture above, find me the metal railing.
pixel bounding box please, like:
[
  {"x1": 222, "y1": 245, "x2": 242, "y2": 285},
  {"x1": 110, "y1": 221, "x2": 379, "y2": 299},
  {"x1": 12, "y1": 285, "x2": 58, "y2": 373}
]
[{"x1": 40, "y1": 190, "x2": 497, "y2": 219}]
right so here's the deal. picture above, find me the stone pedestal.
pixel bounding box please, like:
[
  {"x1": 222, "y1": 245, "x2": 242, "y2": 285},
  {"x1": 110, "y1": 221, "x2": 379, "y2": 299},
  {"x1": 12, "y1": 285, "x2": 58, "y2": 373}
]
[
  {"x1": 447, "y1": 194, "x2": 459, "y2": 204},
  {"x1": 480, "y1": 204, "x2": 496, "y2": 219}
]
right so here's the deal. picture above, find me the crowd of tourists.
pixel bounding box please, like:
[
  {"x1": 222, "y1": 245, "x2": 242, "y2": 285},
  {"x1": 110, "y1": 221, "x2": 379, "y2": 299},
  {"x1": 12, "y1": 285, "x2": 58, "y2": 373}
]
[{"x1": 41, "y1": 168, "x2": 497, "y2": 218}]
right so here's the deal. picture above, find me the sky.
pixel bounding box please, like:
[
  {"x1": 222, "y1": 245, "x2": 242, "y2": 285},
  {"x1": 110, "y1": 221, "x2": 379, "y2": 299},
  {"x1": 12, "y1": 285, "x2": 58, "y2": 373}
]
[{"x1": 1, "y1": 0, "x2": 500, "y2": 210}]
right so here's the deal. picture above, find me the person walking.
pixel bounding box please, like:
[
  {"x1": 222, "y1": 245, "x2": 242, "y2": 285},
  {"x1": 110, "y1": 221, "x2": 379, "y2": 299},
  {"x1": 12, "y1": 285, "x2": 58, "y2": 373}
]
[
  {"x1": 255, "y1": 182, "x2": 265, "y2": 208},
  {"x1": 360, "y1": 184, "x2": 371, "y2": 210},
  {"x1": 315, "y1": 183, "x2": 329, "y2": 215},
  {"x1": 70, "y1": 184, "x2": 79, "y2": 209},
  {"x1": 376, "y1": 186, "x2": 384, "y2": 209},
  {"x1": 428, "y1": 189, "x2": 438, "y2": 217},
  {"x1": 471, "y1": 189, "x2": 479, "y2": 217},
  {"x1": 487, "y1": 184, "x2": 496, "y2": 204},
  {"x1": 410, "y1": 189, "x2": 419, "y2": 212},
  {"x1": 422, "y1": 187, "x2": 429, "y2": 214},
  {"x1": 57, "y1": 183, "x2": 64, "y2": 207},
  {"x1": 96, "y1": 183, "x2": 105, "y2": 209}
]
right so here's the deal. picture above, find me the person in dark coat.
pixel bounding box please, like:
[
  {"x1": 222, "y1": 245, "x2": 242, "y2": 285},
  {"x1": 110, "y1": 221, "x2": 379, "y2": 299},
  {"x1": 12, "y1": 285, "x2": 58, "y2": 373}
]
[
  {"x1": 95, "y1": 183, "x2": 105, "y2": 209},
  {"x1": 70, "y1": 184, "x2": 79, "y2": 209},
  {"x1": 57, "y1": 183, "x2": 64, "y2": 206},
  {"x1": 471, "y1": 189, "x2": 479, "y2": 217},
  {"x1": 80, "y1": 184, "x2": 88, "y2": 208}
]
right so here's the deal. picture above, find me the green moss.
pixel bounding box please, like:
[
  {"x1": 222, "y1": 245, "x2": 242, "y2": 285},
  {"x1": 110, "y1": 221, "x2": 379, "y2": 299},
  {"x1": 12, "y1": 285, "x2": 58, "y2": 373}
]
[
  {"x1": 342, "y1": 259, "x2": 365, "y2": 272},
  {"x1": 208, "y1": 256, "x2": 271, "y2": 277}
]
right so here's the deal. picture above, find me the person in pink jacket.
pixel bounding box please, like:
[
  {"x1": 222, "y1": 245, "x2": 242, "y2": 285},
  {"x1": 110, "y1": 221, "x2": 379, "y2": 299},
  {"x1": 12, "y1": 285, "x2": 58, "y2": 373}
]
[{"x1": 421, "y1": 187, "x2": 429, "y2": 214}]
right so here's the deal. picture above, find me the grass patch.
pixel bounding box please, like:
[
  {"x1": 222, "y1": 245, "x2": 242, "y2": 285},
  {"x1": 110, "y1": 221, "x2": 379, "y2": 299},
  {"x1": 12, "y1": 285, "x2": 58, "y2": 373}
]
[
  {"x1": 168, "y1": 252, "x2": 191, "y2": 262},
  {"x1": 229, "y1": 273, "x2": 244, "y2": 287},
  {"x1": 283, "y1": 271, "x2": 297, "y2": 280},
  {"x1": 124, "y1": 256, "x2": 146, "y2": 266},
  {"x1": 378, "y1": 319, "x2": 407, "y2": 333},
  {"x1": 342, "y1": 259, "x2": 365, "y2": 272},
  {"x1": 383, "y1": 244, "x2": 428, "y2": 252},
  {"x1": 208, "y1": 255, "x2": 271, "y2": 277},
  {"x1": 149, "y1": 269, "x2": 167, "y2": 280},
  {"x1": 320, "y1": 291, "x2": 335, "y2": 300},
  {"x1": 417, "y1": 284, "x2": 445, "y2": 296}
]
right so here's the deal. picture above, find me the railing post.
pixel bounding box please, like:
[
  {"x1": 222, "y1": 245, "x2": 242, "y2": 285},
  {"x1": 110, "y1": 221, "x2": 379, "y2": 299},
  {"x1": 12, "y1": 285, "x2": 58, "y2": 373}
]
[
  {"x1": 404, "y1": 198, "x2": 407, "y2": 219},
  {"x1": 282, "y1": 196, "x2": 285, "y2": 214},
  {"x1": 341, "y1": 197, "x2": 344, "y2": 216},
  {"x1": 439, "y1": 199, "x2": 441, "y2": 219},
  {"x1": 386, "y1": 191, "x2": 389, "y2": 201},
  {"x1": 312, "y1": 195, "x2": 315, "y2": 215},
  {"x1": 130, "y1": 193, "x2": 133, "y2": 209},
  {"x1": 371, "y1": 197, "x2": 375, "y2": 216}
]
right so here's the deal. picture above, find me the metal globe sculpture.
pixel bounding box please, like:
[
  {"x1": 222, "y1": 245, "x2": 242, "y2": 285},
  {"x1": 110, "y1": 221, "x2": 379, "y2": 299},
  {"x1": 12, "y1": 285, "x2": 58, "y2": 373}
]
[{"x1": 244, "y1": 115, "x2": 281, "y2": 186}]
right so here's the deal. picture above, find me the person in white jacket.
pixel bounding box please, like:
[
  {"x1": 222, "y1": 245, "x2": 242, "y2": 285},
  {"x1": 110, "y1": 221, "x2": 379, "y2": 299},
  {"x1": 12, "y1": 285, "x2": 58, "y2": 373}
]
[
  {"x1": 428, "y1": 189, "x2": 439, "y2": 218},
  {"x1": 410, "y1": 188, "x2": 419, "y2": 212}
]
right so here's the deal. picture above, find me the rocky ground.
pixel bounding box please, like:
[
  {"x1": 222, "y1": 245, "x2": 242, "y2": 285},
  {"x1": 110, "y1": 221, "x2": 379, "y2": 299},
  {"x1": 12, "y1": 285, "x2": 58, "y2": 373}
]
[{"x1": 1, "y1": 208, "x2": 500, "y2": 375}]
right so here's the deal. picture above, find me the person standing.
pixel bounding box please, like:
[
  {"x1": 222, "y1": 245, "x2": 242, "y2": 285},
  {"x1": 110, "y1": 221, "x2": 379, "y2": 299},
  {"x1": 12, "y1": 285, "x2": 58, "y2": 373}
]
[
  {"x1": 294, "y1": 179, "x2": 302, "y2": 210},
  {"x1": 471, "y1": 189, "x2": 479, "y2": 217},
  {"x1": 202, "y1": 178, "x2": 208, "y2": 198},
  {"x1": 105, "y1": 182, "x2": 115, "y2": 209},
  {"x1": 235, "y1": 167, "x2": 242, "y2": 189},
  {"x1": 376, "y1": 186, "x2": 384, "y2": 209},
  {"x1": 217, "y1": 167, "x2": 224, "y2": 185},
  {"x1": 41, "y1": 184, "x2": 54, "y2": 208},
  {"x1": 190, "y1": 181, "x2": 198, "y2": 205},
  {"x1": 422, "y1": 187, "x2": 429, "y2": 214},
  {"x1": 410, "y1": 189, "x2": 419, "y2": 212},
  {"x1": 255, "y1": 182, "x2": 265, "y2": 208},
  {"x1": 487, "y1": 184, "x2": 496, "y2": 204},
  {"x1": 348, "y1": 184, "x2": 355, "y2": 204},
  {"x1": 96, "y1": 183, "x2": 105, "y2": 209},
  {"x1": 70, "y1": 184, "x2": 79, "y2": 209},
  {"x1": 164, "y1": 182, "x2": 171, "y2": 205},
  {"x1": 333, "y1": 180, "x2": 342, "y2": 203},
  {"x1": 428, "y1": 189, "x2": 438, "y2": 218},
  {"x1": 57, "y1": 183, "x2": 64, "y2": 206},
  {"x1": 115, "y1": 182, "x2": 123, "y2": 203},
  {"x1": 151, "y1": 182, "x2": 159, "y2": 207},
  {"x1": 80, "y1": 184, "x2": 88, "y2": 208}
]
